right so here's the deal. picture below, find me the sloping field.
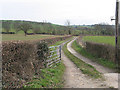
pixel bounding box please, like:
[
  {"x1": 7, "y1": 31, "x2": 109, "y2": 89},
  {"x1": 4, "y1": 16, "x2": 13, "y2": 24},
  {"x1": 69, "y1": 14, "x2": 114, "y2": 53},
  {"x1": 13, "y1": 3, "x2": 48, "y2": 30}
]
[
  {"x1": 83, "y1": 36, "x2": 115, "y2": 46},
  {"x1": 2, "y1": 34, "x2": 63, "y2": 41}
]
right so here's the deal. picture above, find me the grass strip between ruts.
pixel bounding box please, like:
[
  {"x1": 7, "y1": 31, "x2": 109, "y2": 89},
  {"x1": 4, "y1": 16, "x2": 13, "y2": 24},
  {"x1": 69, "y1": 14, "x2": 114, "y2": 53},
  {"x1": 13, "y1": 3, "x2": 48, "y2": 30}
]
[{"x1": 63, "y1": 40, "x2": 102, "y2": 79}]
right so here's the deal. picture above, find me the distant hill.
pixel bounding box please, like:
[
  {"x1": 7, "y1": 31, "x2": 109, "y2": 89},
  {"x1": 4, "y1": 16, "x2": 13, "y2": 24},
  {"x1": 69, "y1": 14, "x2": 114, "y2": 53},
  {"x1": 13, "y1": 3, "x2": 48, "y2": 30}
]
[
  {"x1": 1, "y1": 20, "x2": 75, "y2": 35},
  {"x1": 0, "y1": 20, "x2": 115, "y2": 36}
]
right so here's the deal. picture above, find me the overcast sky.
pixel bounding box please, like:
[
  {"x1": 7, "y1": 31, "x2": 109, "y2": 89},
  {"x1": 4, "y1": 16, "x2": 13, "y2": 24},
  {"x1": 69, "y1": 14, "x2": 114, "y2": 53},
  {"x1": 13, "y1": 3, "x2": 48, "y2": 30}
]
[{"x1": 0, "y1": 0, "x2": 117, "y2": 25}]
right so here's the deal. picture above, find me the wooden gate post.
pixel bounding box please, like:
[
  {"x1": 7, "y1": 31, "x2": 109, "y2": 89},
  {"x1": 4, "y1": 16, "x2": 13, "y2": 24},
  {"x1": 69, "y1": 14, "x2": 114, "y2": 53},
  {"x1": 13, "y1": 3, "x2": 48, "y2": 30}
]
[{"x1": 59, "y1": 45, "x2": 62, "y2": 60}]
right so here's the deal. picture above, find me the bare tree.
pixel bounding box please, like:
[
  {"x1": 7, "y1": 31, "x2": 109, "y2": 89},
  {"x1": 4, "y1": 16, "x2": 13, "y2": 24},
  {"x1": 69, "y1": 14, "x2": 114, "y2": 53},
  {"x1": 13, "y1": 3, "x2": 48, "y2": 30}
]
[
  {"x1": 18, "y1": 23, "x2": 32, "y2": 36},
  {"x1": 65, "y1": 20, "x2": 70, "y2": 26},
  {"x1": 65, "y1": 20, "x2": 71, "y2": 34}
]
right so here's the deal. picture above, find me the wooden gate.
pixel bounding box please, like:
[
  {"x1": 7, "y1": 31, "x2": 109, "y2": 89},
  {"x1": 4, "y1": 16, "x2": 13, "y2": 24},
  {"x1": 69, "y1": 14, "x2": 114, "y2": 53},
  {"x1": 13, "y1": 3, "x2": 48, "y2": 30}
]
[{"x1": 46, "y1": 45, "x2": 61, "y2": 68}]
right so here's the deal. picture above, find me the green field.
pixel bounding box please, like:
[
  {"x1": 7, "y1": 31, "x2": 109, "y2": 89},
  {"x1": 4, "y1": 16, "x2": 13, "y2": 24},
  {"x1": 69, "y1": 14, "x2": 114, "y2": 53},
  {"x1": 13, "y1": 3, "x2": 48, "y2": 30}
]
[
  {"x1": 83, "y1": 36, "x2": 115, "y2": 46},
  {"x1": 2, "y1": 34, "x2": 63, "y2": 41}
]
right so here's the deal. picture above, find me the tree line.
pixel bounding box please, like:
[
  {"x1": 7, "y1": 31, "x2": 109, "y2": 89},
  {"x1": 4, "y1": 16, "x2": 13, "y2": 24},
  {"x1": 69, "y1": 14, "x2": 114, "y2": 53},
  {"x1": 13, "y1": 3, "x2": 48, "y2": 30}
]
[
  {"x1": 1, "y1": 20, "x2": 76, "y2": 36},
  {"x1": 72, "y1": 23, "x2": 115, "y2": 36},
  {"x1": 1, "y1": 20, "x2": 115, "y2": 36}
]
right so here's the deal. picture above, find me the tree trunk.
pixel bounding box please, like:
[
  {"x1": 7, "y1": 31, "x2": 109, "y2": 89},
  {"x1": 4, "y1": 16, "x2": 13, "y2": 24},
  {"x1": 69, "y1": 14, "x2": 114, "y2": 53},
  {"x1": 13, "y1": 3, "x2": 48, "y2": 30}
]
[{"x1": 24, "y1": 31, "x2": 27, "y2": 36}]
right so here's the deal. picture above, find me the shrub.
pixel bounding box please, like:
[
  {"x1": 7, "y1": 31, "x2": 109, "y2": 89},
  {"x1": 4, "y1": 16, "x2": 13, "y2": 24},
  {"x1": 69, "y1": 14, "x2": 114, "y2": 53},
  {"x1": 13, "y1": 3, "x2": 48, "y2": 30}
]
[
  {"x1": 36, "y1": 41, "x2": 49, "y2": 68},
  {"x1": 37, "y1": 42, "x2": 49, "y2": 61}
]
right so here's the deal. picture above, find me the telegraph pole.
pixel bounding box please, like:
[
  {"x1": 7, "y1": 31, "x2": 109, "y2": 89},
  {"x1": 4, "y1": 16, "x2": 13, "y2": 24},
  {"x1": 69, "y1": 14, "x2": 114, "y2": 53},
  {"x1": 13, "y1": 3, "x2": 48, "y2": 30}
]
[{"x1": 115, "y1": 0, "x2": 119, "y2": 70}]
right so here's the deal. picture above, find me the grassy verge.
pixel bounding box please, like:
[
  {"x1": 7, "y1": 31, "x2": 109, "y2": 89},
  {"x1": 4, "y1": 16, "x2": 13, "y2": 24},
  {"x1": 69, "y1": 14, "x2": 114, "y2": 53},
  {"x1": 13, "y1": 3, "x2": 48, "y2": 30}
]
[
  {"x1": 72, "y1": 40, "x2": 116, "y2": 69},
  {"x1": 24, "y1": 63, "x2": 65, "y2": 88},
  {"x1": 63, "y1": 41, "x2": 102, "y2": 79}
]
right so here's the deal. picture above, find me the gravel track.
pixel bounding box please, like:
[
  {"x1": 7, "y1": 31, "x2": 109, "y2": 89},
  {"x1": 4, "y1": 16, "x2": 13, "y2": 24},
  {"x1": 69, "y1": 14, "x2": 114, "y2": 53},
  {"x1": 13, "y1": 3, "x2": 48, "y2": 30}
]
[
  {"x1": 62, "y1": 38, "x2": 119, "y2": 88},
  {"x1": 62, "y1": 50, "x2": 108, "y2": 88}
]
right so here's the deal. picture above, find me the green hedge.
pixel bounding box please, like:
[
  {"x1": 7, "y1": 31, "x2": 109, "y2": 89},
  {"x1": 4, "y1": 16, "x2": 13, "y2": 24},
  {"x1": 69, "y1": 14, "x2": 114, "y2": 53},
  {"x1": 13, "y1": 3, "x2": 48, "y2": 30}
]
[{"x1": 85, "y1": 41, "x2": 115, "y2": 62}]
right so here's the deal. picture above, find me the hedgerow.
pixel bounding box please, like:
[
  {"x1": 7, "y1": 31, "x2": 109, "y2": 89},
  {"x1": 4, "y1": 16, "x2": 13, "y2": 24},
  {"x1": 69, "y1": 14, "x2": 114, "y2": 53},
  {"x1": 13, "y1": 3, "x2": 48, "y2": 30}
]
[{"x1": 2, "y1": 35, "x2": 72, "y2": 88}]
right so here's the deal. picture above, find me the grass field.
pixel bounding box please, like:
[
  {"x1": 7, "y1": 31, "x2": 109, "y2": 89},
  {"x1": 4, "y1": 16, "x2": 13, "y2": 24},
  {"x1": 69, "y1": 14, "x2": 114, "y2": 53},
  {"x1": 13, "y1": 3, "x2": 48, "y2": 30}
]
[
  {"x1": 2, "y1": 34, "x2": 63, "y2": 41},
  {"x1": 83, "y1": 36, "x2": 115, "y2": 46}
]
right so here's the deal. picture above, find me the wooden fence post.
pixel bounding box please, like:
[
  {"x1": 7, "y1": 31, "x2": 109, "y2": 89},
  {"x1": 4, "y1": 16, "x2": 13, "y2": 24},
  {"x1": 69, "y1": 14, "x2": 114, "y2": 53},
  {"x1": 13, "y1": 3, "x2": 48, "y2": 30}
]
[{"x1": 59, "y1": 45, "x2": 62, "y2": 60}]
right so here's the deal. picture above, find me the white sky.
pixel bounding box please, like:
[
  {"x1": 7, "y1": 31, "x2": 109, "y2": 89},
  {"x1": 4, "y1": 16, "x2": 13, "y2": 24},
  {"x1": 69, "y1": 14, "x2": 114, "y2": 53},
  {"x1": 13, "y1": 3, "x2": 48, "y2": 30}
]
[{"x1": 0, "y1": 0, "x2": 118, "y2": 25}]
